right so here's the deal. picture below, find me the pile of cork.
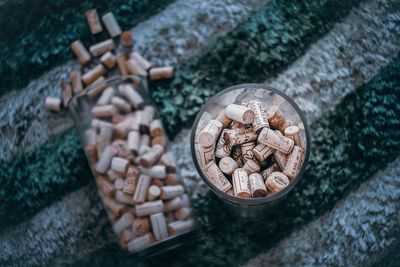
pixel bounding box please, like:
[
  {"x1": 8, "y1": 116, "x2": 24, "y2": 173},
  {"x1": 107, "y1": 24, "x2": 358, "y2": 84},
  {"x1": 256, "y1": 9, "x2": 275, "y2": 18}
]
[
  {"x1": 43, "y1": 9, "x2": 195, "y2": 253},
  {"x1": 196, "y1": 101, "x2": 306, "y2": 199},
  {"x1": 45, "y1": 9, "x2": 173, "y2": 112}
]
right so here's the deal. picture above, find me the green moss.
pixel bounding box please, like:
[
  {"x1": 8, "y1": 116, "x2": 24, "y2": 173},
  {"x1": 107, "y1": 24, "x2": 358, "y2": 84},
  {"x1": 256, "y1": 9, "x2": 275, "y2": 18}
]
[
  {"x1": 0, "y1": 0, "x2": 173, "y2": 94},
  {"x1": 0, "y1": 130, "x2": 92, "y2": 227},
  {"x1": 70, "y1": 54, "x2": 400, "y2": 267},
  {"x1": 151, "y1": 0, "x2": 362, "y2": 137}
]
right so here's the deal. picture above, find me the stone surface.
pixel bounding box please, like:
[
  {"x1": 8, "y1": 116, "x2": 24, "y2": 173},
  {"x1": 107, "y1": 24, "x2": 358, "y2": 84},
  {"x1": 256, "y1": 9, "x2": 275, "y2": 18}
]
[{"x1": 242, "y1": 158, "x2": 400, "y2": 267}]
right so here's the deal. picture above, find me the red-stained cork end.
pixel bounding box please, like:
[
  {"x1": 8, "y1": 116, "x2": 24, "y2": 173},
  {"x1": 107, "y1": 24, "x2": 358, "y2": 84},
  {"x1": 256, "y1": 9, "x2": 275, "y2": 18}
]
[{"x1": 121, "y1": 31, "x2": 133, "y2": 46}]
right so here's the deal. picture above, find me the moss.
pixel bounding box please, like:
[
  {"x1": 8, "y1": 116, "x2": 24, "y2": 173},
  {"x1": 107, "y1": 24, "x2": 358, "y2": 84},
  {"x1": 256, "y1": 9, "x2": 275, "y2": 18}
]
[
  {"x1": 0, "y1": 129, "x2": 92, "y2": 227},
  {"x1": 70, "y1": 54, "x2": 400, "y2": 267},
  {"x1": 0, "y1": 0, "x2": 173, "y2": 94},
  {"x1": 150, "y1": 0, "x2": 362, "y2": 137}
]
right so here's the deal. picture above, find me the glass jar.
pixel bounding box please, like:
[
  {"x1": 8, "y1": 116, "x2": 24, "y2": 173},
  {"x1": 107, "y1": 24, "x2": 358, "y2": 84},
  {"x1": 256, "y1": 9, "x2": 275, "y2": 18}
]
[
  {"x1": 191, "y1": 84, "x2": 311, "y2": 216},
  {"x1": 69, "y1": 75, "x2": 197, "y2": 259}
]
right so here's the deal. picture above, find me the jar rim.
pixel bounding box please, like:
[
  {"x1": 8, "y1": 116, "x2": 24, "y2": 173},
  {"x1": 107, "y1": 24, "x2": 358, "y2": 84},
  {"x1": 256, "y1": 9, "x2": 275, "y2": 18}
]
[{"x1": 190, "y1": 83, "x2": 311, "y2": 207}]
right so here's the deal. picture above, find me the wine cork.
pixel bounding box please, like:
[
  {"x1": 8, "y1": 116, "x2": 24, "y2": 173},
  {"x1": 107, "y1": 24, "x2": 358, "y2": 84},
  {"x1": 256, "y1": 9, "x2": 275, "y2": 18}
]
[
  {"x1": 215, "y1": 110, "x2": 232, "y2": 128},
  {"x1": 258, "y1": 128, "x2": 294, "y2": 154},
  {"x1": 150, "y1": 213, "x2": 168, "y2": 241},
  {"x1": 97, "y1": 87, "x2": 114, "y2": 105},
  {"x1": 135, "y1": 200, "x2": 164, "y2": 217},
  {"x1": 61, "y1": 80, "x2": 72, "y2": 108},
  {"x1": 252, "y1": 144, "x2": 275, "y2": 162},
  {"x1": 123, "y1": 166, "x2": 140, "y2": 194},
  {"x1": 198, "y1": 120, "x2": 223, "y2": 147},
  {"x1": 96, "y1": 145, "x2": 117, "y2": 174},
  {"x1": 139, "y1": 106, "x2": 155, "y2": 133},
  {"x1": 127, "y1": 233, "x2": 154, "y2": 253},
  {"x1": 160, "y1": 185, "x2": 184, "y2": 200},
  {"x1": 114, "y1": 178, "x2": 125, "y2": 191},
  {"x1": 261, "y1": 163, "x2": 280, "y2": 180},
  {"x1": 102, "y1": 12, "x2": 122, "y2": 37},
  {"x1": 150, "y1": 120, "x2": 163, "y2": 137},
  {"x1": 168, "y1": 220, "x2": 194, "y2": 236},
  {"x1": 113, "y1": 139, "x2": 132, "y2": 159},
  {"x1": 103, "y1": 196, "x2": 124, "y2": 216},
  {"x1": 96, "y1": 121, "x2": 113, "y2": 153},
  {"x1": 163, "y1": 197, "x2": 183, "y2": 212},
  {"x1": 96, "y1": 176, "x2": 115, "y2": 197},
  {"x1": 225, "y1": 104, "x2": 255, "y2": 124},
  {"x1": 147, "y1": 185, "x2": 161, "y2": 201},
  {"x1": 132, "y1": 217, "x2": 150, "y2": 235},
  {"x1": 273, "y1": 150, "x2": 287, "y2": 170},
  {"x1": 174, "y1": 207, "x2": 192, "y2": 220},
  {"x1": 195, "y1": 143, "x2": 214, "y2": 168},
  {"x1": 283, "y1": 145, "x2": 305, "y2": 180},
  {"x1": 226, "y1": 188, "x2": 234, "y2": 196},
  {"x1": 165, "y1": 174, "x2": 180, "y2": 185},
  {"x1": 242, "y1": 159, "x2": 260, "y2": 174},
  {"x1": 140, "y1": 144, "x2": 164, "y2": 167},
  {"x1": 86, "y1": 76, "x2": 107, "y2": 98},
  {"x1": 151, "y1": 135, "x2": 167, "y2": 149},
  {"x1": 218, "y1": 157, "x2": 238, "y2": 175},
  {"x1": 140, "y1": 165, "x2": 167, "y2": 179},
  {"x1": 85, "y1": 128, "x2": 96, "y2": 144},
  {"x1": 70, "y1": 40, "x2": 91, "y2": 65},
  {"x1": 111, "y1": 157, "x2": 129, "y2": 173},
  {"x1": 114, "y1": 114, "x2": 135, "y2": 138},
  {"x1": 70, "y1": 70, "x2": 83, "y2": 94},
  {"x1": 121, "y1": 32, "x2": 133, "y2": 58},
  {"x1": 267, "y1": 106, "x2": 290, "y2": 133},
  {"x1": 159, "y1": 152, "x2": 176, "y2": 173},
  {"x1": 265, "y1": 172, "x2": 290, "y2": 194},
  {"x1": 100, "y1": 51, "x2": 116, "y2": 68},
  {"x1": 284, "y1": 126, "x2": 302, "y2": 148},
  {"x1": 140, "y1": 134, "x2": 150, "y2": 146},
  {"x1": 116, "y1": 53, "x2": 129, "y2": 76},
  {"x1": 203, "y1": 162, "x2": 232, "y2": 192},
  {"x1": 241, "y1": 142, "x2": 256, "y2": 162},
  {"x1": 139, "y1": 145, "x2": 151, "y2": 157},
  {"x1": 126, "y1": 58, "x2": 147, "y2": 76},
  {"x1": 249, "y1": 173, "x2": 268, "y2": 197},
  {"x1": 234, "y1": 128, "x2": 258, "y2": 145},
  {"x1": 85, "y1": 9, "x2": 103, "y2": 34},
  {"x1": 110, "y1": 97, "x2": 130, "y2": 114},
  {"x1": 115, "y1": 190, "x2": 135, "y2": 205},
  {"x1": 45, "y1": 97, "x2": 61, "y2": 112},
  {"x1": 151, "y1": 179, "x2": 164, "y2": 188},
  {"x1": 133, "y1": 175, "x2": 152, "y2": 204},
  {"x1": 113, "y1": 212, "x2": 134, "y2": 234},
  {"x1": 82, "y1": 64, "x2": 106, "y2": 86},
  {"x1": 131, "y1": 52, "x2": 152, "y2": 71},
  {"x1": 85, "y1": 144, "x2": 97, "y2": 162},
  {"x1": 231, "y1": 145, "x2": 245, "y2": 167},
  {"x1": 89, "y1": 39, "x2": 116, "y2": 57},
  {"x1": 149, "y1": 66, "x2": 174, "y2": 80},
  {"x1": 121, "y1": 229, "x2": 136, "y2": 245},
  {"x1": 128, "y1": 131, "x2": 140, "y2": 155},
  {"x1": 91, "y1": 105, "x2": 117, "y2": 118},
  {"x1": 118, "y1": 84, "x2": 144, "y2": 110},
  {"x1": 215, "y1": 129, "x2": 237, "y2": 158},
  {"x1": 247, "y1": 100, "x2": 269, "y2": 131},
  {"x1": 232, "y1": 168, "x2": 251, "y2": 198}
]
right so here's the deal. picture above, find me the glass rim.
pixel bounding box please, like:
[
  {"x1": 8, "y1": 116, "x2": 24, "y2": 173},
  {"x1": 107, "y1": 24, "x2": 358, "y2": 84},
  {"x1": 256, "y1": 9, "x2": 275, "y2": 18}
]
[{"x1": 190, "y1": 83, "x2": 311, "y2": 206}]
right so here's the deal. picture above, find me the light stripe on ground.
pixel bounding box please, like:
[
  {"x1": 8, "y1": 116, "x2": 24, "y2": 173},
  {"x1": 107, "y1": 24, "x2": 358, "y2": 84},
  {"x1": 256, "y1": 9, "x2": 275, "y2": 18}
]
[
  {"x1": 0, "y1": 1, "x2": 396, "y2": 265},
  {"x1": 242, "y1": 158, "x2": 400, "y2": 267},
  {"x1": 267, "y1": 0, "x2": 400, "y2": 123},
  {"x1": 0, "y1": 0, "x2": 269, "y2": 162}
]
